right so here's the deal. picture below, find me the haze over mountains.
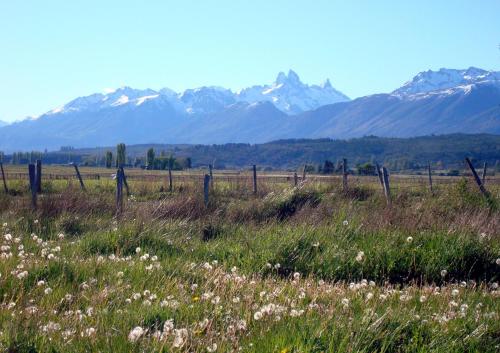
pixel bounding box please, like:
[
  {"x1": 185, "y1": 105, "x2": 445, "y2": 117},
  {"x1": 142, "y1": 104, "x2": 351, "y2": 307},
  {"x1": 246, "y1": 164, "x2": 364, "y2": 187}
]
[{"x1": 0, "y1": 67, "x2": 499, "y2": 152}]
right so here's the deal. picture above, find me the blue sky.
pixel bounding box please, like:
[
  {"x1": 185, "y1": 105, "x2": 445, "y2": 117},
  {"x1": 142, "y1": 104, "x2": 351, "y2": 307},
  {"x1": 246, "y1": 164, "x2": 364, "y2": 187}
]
[{"x1": 1, "y1": 0, "x2": 499, "y2": 122}]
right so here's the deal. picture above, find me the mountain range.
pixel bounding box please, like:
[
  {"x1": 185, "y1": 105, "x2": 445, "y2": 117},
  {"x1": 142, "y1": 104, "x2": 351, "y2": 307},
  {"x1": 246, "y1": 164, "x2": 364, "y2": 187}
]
[{"x1": 0, "y1": 67, "x2": 499, "y2": 152}]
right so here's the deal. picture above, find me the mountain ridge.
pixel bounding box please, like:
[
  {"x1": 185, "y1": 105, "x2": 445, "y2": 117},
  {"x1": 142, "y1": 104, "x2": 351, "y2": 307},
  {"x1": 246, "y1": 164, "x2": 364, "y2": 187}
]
[{"x1": 0, "y1": 67, "x2": 499, "y2": 152}]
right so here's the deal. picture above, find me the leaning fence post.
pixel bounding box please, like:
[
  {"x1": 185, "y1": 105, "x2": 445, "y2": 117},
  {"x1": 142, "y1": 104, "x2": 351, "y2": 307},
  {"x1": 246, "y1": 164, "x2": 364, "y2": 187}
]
[
  {"x1": 382, "y1": 167, "x2": 391, "y2": 206},
  {"x1": 342, "y1": 158, "x2": 348, "y2": 191},
  {"x1": 252, "y1": 165, "x2": 257, "y2": 194},
  {"x1": 465, "y1": 158, "x2": 489, "y2": 198},
  {"x1": 72, "y1": 163, "x2": 86, "y2": 190},
  {"x1": 375, "y1": 163, "x2": 384, "y2": 189},
  {"x1": 203, "y1": 174, "x2": 210, "y2": 207},
  {"x1": 28, "y1": 163, "x2": 37, "y2": 209},
  {"x1": 116, "y1": 168, "x2": 123, "y2": 215},
  {"x1": 427, "y1": 162, "x2": 433, "y2": 193},
  {"x1": 293, "y1": 172, "x2": 298, "y2": 187},
  {"x1": 0, "y1": 162, "x2": 7, "y2": 193},
  {"x1": 481, "y1": 162, "x2": 487, "y2": 185},
  {"x1": 36, "y1": 159, "x2": 42, "y2": 193}
]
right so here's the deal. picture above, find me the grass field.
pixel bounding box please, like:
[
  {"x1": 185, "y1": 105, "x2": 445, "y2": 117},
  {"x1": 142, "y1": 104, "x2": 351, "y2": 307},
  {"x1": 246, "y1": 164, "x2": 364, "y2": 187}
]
[{"x1": 0, "y1": 165, "x2": 499, "y2": 352}]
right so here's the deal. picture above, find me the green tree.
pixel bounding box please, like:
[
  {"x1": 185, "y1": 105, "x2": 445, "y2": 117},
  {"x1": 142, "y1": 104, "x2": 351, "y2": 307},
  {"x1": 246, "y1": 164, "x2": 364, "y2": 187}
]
[
  {"x1": 147, "y1": 148, "x2": 155, "y2": 169},
  {"x1": 322, "y1": 160, "x2": 335, "y2": 174},
  {"x1": 105, "y1": 151, "x2": 113, "y2": 168},
  {"x1": 116, "y1": 143, "x2": 126, "y2": 167}
]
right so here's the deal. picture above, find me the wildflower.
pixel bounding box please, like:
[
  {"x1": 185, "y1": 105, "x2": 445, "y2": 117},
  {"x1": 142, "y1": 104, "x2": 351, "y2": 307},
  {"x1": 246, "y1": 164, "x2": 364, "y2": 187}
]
[
  {"x1": 293, "y1": 272, "x2": 301, "y2": 280},
  {"x1": 207, "y1": 343, "x2": 217, "y2": 352},
  {"x1": 143, "y1": 299, "x2": 152, "y2": 306},
  {"x1": 191, "y1": 283, "x2": 198, "y2": 291},
  {"x1": 236, "y1": 320, "x2": 247, "y2": 331},
  {"x1": 253, "y1": 311, "x2": 263, "y2": 320},
  {"x1": 44, "y1": 287, "x2": 53, "y2": 295},
  {"x1": 232, "y1": 297, "x2": 240, "y2": 303},
  {"x1": 116, "y1": 271, "x2": 124, "y2": 278},
  {"x1": 135, "y1": 247, "x2": 141, "y2": 254},
  {"x1": 496, "y1": 258, "x2": 500, "y2": 265},
  {"x1": 17, "y1": 271, "x2": 28, "y2": 279},
  {"x1": 128, "y1": 326, "x2": 145, "y2": 343},
  {"x1": 290, "y1": 309, "x2": 304, "y2": 317},
  {"x1": 420, "y1": 295, "x2": 427, "y2": 303},
  {"x1": 440, "y1": 269, "x2": 447, "y2": 277},
  {"x1": 7, "y1": 302, "x2": 16, "y2": 310},
  {"x1": 406, "y1": 236, "x2": 413, "y2": 243},
  {"x1": 163, "y1": 319, "x2": 174, "y2": 334},
  {"x1": 342, "y1": 220, "x2": 349, "y2": 226},
  {"x1": 37, "y1": 280, "x2": 46, "y2": 287},
  {"x1": 355, "y1": 251, "x2": 365, "y2": 262},
  {"x1": 84, "y1": 327, "x2": 96, "y2": 337},
  {"x1": 3, "y1": 233, "x2": 12, "y2": 241},
  {"x1": 172, "y1": 328, "x2": 188, "y2": 348},
  {"x1": 341, "y1": 298, "x2": 349, "y2": 306},
  {"x1": 366, "y1": 292, "x2": 374, "y2": 301},
  {"x1": 451, "y1": 289, "x2": 459, "y2": 297},
  {"x1": 58, "y1": 233, "x2": 65, "y2": 240}
]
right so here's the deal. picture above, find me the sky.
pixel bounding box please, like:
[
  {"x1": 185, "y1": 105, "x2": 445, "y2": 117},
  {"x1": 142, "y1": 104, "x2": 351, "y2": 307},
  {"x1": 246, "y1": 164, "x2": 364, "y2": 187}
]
[{"x1": 0, "y1": 0, "x2": 499, "y2": 122}]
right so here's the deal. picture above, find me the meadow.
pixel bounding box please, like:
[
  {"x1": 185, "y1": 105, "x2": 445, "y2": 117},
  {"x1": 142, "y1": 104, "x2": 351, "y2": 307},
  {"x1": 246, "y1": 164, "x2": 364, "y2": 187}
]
[{"x1": 0, "y1": 165, "x2": 499, "y2": 352}]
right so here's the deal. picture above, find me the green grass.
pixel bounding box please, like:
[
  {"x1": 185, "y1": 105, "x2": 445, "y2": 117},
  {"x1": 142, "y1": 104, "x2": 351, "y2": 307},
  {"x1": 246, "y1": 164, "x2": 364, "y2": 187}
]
[{"x1": 0, "y1": 173, "x2": 499, "y2": 352}]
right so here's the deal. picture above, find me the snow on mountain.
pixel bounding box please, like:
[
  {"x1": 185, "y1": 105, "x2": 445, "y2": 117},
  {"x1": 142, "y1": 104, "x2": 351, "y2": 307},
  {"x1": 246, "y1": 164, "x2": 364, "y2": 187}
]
[
  {"x1": 237, "y1": 70, "x2": 350, "y2": 114},
  {"x1": 38, "y1": 70, "x2": 348, "y2": 118},
  {"x1": 393, "y1": 67, "x2": 500, "y2": 96},
  {"x1": 179, "y1": 86, "x2": 236, "y2": 115}
]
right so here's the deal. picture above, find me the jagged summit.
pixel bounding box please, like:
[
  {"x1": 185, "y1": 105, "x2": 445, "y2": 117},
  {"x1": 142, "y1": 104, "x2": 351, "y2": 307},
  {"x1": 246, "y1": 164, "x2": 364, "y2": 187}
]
[
  {"x1": 393, "y1": 67, "x2": 500, "y2": 96},
  {"x1": 40, "y1": 70, "x2": 349, "y2": 117}
]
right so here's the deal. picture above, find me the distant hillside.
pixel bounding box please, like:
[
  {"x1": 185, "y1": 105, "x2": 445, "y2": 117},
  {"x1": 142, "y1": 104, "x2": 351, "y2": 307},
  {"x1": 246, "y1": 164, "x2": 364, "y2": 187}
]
[{"x1": 6, "y1": 134, "x2": 499, "y2": 172}]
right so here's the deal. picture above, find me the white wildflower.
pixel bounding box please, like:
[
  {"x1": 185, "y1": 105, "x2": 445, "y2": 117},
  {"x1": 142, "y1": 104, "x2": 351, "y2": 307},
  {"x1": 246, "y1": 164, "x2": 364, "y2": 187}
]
[{"x1": 128, "y1": 326, "x2": 145, "y2": 343}]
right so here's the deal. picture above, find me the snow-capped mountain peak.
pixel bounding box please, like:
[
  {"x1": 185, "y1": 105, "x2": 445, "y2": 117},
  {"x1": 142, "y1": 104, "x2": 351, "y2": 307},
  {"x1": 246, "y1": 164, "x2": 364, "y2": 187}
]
[
  {"x1": 393, "y1": 67, "x2": 500, "y2": 96},
  {"x1": 236, "y1": 70, "x2": 349, "y2": 114}
]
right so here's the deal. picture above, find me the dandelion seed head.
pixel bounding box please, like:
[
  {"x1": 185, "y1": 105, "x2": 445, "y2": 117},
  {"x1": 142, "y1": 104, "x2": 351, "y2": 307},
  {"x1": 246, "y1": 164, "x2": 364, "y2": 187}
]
[{"x1": 128, "y1": 326, "x2": 145, "y2": 343}]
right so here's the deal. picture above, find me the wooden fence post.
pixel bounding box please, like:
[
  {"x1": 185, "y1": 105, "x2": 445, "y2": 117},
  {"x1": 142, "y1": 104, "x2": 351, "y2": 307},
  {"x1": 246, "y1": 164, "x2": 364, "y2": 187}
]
[
  {"x1": 382, "y1": 167, "x2": 391, "y2": 206},
  {"x1": 72, "y1": 163, "x2": 85, "y2": 190},
  {"x1": 427, "y1": 162, "x2": 433, "y2": 193},
  {"x1": 481, "y1": 162, "x2": 487, "y2": 185},
  {"x1": 120, "y1": 166, "x2": 130, "y2": 196},
  {"x1": 168, "y1": 163, "x2": 173, "y2": 192},
  {"x1": 36, "y1": 159, "x2": 42, "y2": 193},
  {"x1": 203, "y1": 174, "x2": 210, "y2": 206},
  {"x1": 375, "y1": 163, "x2": 384, "y2": 189},
  {"x1": 302, "y1": 165, "x2": 307, "y2": 182},
  {"x1": 209, "y1": 164, "x2": 213, "y2": 188},
  {"x1": 465, "y1": 158, "x2": 489, "y2": 198},
  {"x1": 252, "y1": 165, "x2": 257, "y2": 194},
  {"x1": 116, "y1": 168, "x2": 123, "y2": 215},
  {"x1": 28, "y1": 163, "x2": 37, "y2": 209},
  {"x1": 293, "y1": 172, "x2": 298, "y2": 187},
  {"x1": 0, "y1": 162, "x2": 7, "y2": 193},
  {"x1": 342, "y1": 158, "x2": 348, "y2": 191}
]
